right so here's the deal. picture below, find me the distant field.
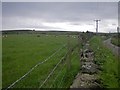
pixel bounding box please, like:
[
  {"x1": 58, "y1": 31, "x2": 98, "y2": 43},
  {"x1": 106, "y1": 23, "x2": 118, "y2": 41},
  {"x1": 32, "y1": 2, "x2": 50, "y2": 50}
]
[{"x1": 2, "y1": 34, "x2": 80, "y2": 88}]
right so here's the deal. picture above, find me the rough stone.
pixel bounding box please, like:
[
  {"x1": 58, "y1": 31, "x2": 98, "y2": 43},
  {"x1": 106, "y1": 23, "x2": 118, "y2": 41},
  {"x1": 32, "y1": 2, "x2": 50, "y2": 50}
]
[
  {"x1": 81, "y1": 62, "x2": 98, "y2": 74},
  {"x1": 70, "y1": 47, "x2": 101, "y2": 89},
  {"x1": 70, "y1": 73, "x2": 100, "y2": 88}
]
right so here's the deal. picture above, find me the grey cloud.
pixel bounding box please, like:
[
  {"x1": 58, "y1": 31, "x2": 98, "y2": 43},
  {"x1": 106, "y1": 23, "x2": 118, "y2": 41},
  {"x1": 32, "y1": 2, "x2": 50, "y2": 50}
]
[
  {"x1": 2, "y1": 2, "x2": 118, "y2": 22},
  {"x1": 2, "y1": 2, "x2": 118, "y2": 32}
]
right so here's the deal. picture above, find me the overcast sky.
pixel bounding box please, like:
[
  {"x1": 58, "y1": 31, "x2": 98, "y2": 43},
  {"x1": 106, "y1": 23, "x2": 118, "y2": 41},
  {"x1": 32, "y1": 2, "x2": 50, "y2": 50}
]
[{"x1": 2, "y1": 2, "x2": 118, "y2": 33}]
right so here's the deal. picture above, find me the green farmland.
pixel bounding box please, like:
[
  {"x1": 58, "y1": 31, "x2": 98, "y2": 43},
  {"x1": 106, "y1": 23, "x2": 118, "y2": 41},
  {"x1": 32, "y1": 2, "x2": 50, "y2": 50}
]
[
  {"x1": 2, "y1": 34, "x2": 80, "y2": 88},
  {"x1": 2, "y1": 33, "x2": 120, "y2": 89}
]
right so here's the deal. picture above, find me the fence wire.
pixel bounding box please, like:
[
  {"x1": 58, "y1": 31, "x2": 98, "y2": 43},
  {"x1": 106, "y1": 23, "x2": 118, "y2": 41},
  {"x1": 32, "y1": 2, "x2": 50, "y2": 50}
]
[
  {"x1": 58, "y1": 51, "x2": 79, "y2": 88},
  {"x1": 6, "y1": 43, "x2": 78, "y2": 89},
  {"x1": 50, "y1": 62, "x2": 66, "y2": 88},
  {"x1": 39, "y1": 55, "x2": 65, "y2": 88},
  {"x1": 6, "y1": 44, "x2": 66, "y2": 90},
  {"x1": 58, "y1": 69, "x2": 66, "y2": 88}
]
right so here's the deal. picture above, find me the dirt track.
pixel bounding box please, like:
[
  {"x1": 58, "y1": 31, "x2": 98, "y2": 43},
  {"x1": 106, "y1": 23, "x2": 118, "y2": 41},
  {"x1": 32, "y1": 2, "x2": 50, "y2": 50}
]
[{"x1": 103, "y1": 38, "x2": 120, "y2": 57}]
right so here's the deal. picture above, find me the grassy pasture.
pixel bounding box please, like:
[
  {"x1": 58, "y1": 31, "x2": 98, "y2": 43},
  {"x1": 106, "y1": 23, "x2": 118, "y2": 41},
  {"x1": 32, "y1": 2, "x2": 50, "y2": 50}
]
[{"x1": 2, "y1": 34, "x2": 80, "y2": 88}]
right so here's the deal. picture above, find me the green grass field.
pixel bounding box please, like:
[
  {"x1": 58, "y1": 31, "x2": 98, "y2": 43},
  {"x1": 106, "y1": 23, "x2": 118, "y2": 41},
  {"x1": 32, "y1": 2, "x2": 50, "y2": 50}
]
[
  {"x1": 2, "y1": 34, "x2": 80, "y2": 88},
  {"x1": 3, "y1": 33, "x2": 119, "y2": 89},
  {"x1": 90, "y1": 36, "x2": 119, "y2": 88}
]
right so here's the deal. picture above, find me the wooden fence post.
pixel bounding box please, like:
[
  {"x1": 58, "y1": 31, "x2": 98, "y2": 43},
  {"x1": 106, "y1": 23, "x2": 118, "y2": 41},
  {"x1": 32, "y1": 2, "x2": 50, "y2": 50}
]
[
  {"x1": 78, "y1": 33, "x2": 81, "y2": 51},
  {"x1": 78, "y1": 33, "x2": 82, "y2": 69},
  {"x1": 67, "y1": 34, "x2": 71, "y2": 71}
]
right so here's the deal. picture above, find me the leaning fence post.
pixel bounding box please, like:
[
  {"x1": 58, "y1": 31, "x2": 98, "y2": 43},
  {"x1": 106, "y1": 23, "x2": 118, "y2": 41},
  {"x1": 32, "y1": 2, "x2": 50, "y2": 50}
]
[
  {"x1": 66, "y1": 34, "x2": 71, "y2": 71},
  {"x1": 78, "y1": 33, "x2": 81, "y2": 69}
]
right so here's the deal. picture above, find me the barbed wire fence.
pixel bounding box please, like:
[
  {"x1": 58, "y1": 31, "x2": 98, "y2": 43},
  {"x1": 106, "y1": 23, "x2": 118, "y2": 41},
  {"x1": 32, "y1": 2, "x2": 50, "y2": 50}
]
[
  {"x1": 58, "y1": 51, "x2": 79, "y2": 88},
  {"x1": 39, "y1": 43, "x2": 78, "y2": 88},
  {"x1": 5, "y1": 44, "x2": 66, "y2": 90},
  {"x1": 5, "y1": 34, "x2": 81, "y2": 89},
  {"x1": 39, "y1": 55, "x2": 65, "y2": 88},
  {"x1": 49, "y1": 62, "x2": 66, "y2": 88}
]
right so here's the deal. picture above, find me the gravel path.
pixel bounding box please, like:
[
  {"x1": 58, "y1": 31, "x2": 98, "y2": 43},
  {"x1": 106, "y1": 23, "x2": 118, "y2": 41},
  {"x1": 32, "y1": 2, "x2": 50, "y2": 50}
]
[{"x1": 103, "y1": 38, "x2": 120, "y2": 57}]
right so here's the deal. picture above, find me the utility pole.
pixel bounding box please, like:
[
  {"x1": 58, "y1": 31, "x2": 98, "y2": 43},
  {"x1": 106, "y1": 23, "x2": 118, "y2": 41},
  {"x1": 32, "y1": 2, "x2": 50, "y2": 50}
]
[
  {"x1": 117, "y1": 26, "x2": 119, "y2": 33},
  {"x1": 94, "y1": 19, "x2": 101, "y2": 33}
]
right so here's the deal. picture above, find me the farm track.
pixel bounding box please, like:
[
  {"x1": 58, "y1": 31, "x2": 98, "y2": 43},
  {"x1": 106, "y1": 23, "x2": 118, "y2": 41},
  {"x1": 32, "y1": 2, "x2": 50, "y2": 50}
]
[
  {"x1": 103, "y1": 38, "x2": 120, "y2": 57},
  {"x1": 70, "y1": 41, "x2": 101, "y2": 88}
]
